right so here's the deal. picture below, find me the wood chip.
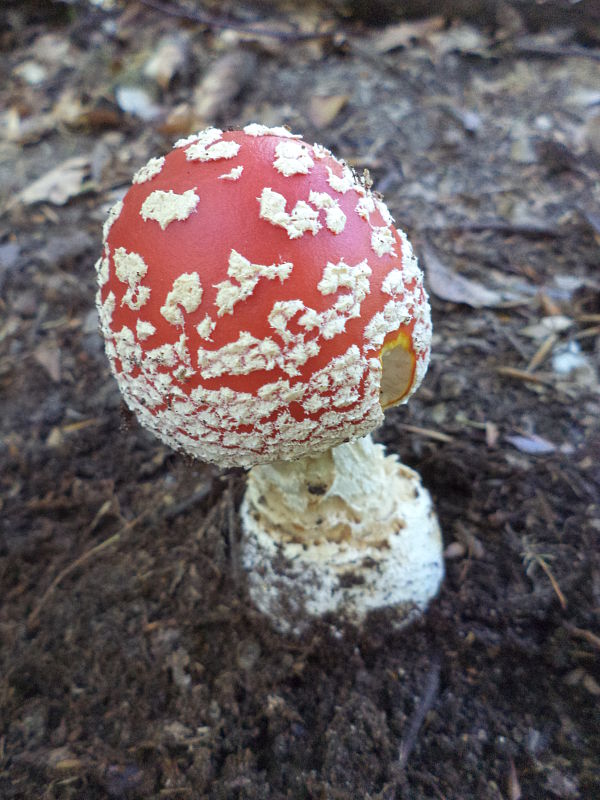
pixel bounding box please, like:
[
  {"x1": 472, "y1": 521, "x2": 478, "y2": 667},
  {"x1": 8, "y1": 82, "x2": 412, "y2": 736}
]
[{"x1": 33, "y1": 342, "x2": 61, "y2": 382}]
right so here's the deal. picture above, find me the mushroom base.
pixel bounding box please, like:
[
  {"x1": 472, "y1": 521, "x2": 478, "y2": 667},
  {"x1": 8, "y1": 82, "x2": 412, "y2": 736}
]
[{"x1": 240, "y1": 435, "x2": 444, "y2": 635}]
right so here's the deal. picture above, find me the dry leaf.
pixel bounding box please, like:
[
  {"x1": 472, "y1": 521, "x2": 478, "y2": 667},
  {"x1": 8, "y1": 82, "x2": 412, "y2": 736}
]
[
  {"x1": 2, "y1": 107, "x2": 54, "y2": 146},
  {"x1": 521, "y1": 316, "x2": 573, "y2": 339},
  {"x1": 308, "y1": 94, "x2": 349, "y2": 128},
  {"x1": 427, "y1": 24, "x2": 490, "y2": 57},
  {"x1": 193, "y1": 50, "x2": 257, "y2": 125},
  {"x1": 15, "y1": 156, "x2": 90, "y2": 207},
  {"x1": 422, "y1": 245, "x2": 503, "y2": 308},
  {"x1": 506, "y1": 434, "x2": 556, "y2": 455}
]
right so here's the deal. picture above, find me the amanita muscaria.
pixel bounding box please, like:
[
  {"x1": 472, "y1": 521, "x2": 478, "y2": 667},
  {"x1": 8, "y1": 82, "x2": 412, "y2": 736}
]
[{"x1": 96, "y1": 124, "x2": 443, "y2": 633}]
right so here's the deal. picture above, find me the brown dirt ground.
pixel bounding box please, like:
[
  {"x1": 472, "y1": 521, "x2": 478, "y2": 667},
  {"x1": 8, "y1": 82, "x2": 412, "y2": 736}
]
[{"x1": 1, "y1": 2, "x2": 599, "y2": 798}]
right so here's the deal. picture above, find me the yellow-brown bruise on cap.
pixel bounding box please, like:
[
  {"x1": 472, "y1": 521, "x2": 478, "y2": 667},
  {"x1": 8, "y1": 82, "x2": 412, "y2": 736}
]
[{"x1": 378, "y1": 330, "x2": 415, "y2": 409}]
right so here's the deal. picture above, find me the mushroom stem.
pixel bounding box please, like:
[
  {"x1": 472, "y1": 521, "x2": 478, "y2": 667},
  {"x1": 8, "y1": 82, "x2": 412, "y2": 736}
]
[{"x1": 240, "y1": 435, "x2": 444, "y2": 634}]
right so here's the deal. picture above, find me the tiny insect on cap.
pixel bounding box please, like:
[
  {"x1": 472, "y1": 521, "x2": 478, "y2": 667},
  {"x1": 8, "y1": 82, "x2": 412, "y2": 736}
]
[{"x1": 96, "y1": 125, "x2": 432, "y2": 468}]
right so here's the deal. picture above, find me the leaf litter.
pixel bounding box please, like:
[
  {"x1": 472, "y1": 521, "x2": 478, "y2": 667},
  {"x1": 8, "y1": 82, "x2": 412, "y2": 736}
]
[{"x1": 1, "y1": 2, "x2": 599, "y2": 798}]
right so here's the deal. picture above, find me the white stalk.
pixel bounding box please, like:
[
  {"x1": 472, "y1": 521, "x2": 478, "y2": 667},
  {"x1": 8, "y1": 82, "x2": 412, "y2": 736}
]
[{"x1": 240, "y1": 435, "x2": 444, "y2": 634}]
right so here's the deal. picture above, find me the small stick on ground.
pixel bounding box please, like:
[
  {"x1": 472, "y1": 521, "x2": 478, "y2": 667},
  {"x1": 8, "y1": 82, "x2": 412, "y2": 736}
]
[
  {"x1": 496, "y1": 366, "x2": 554, "y2": 385},
  {"x1": 398, "y1": 656, "x2": 441, "y2": 768},
  {"x1": 421, "y1": 220, "x2": 573, "y2": 238},
  {"x1": 163, "y1": 484, "x2": 212, "y2": 521},
  {"x1": 140, "y1": 0, "x2": 330, "y2": 41},
  {"x1": 526, "y1": 334, "x2": 558, "y2": 372},
  {"x1": 512, "y1": 41, "x2": 600, "y2": 63}
]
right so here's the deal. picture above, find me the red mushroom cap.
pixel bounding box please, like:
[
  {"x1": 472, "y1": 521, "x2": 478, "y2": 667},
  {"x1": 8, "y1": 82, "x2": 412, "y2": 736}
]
[{"x1": 96, "y1": 125, "x2": 431, "y2": 467}]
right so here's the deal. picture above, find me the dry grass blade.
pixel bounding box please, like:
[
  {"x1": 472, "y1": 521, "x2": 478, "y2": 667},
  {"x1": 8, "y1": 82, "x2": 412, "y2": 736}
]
[
  {"x1": 523, "y1": 548, "x2": 567, "y2": 610},
  {"x1": 28, "y1": 510, "x2": 150, "y2": 626},
  {"x1": 536, "y1": 557, "x2": 566, "y2": 609}
]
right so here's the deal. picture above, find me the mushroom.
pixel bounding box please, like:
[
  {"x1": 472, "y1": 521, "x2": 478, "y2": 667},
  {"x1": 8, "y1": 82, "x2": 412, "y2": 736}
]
[{"x1": 96, "y1": 125, "x2": 443, "y2": 633}]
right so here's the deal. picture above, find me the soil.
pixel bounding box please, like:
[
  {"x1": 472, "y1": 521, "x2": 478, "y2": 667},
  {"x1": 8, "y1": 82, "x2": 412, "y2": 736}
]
[{"x1": 1, "y1": 2, "x2": 599, "y2": 798}]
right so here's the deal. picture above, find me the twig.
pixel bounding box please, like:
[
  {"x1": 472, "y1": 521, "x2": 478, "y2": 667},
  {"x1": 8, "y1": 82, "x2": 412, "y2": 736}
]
[
  {"x1": 163, "y1": 484, "x2": 212, "y2": 520},
  {"x1": 195, "y1": 500, "x2": 222, "y2": 542},
  {"x1": 564, "y1": 622, "x2": 600, "y2": 652},
  {"x1": 575, "y1": 325, "x2": 600, "y2": 340},
  {"x1": 512, "y1": 42, "x2": 600, "y2": 63},
  {"x1": 398, "y1": 424, "x2": 453, "y2": 444},
  {"x1": 139, "y1": 0, "x2": 330, "y2": 41},
  {"x1": 421, "y1": 221, "x2": 571, "y2": 238},
  {"x1": 398, "y1": 657, "x2": 441, "y2": 768},
  {"x1": 525, "y1": 333, "x2": 558, "y2": 372},
  {"x1": 496, "y1": 366, "x2": 554, "y2": 385},
  {"x1": 28, "y1": 510, "x2": 148, "y2": 626}
]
